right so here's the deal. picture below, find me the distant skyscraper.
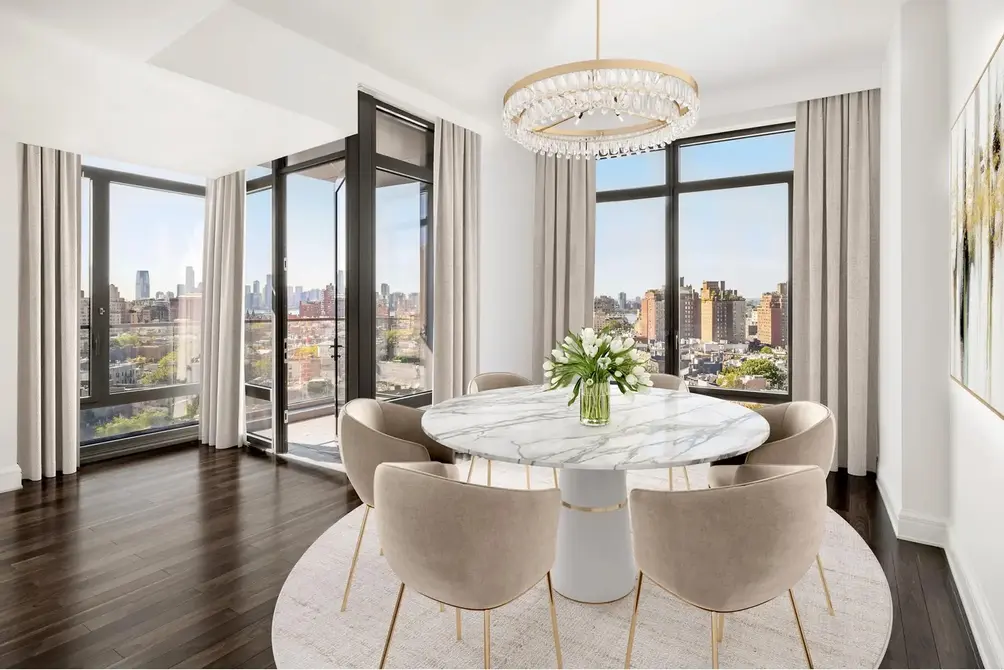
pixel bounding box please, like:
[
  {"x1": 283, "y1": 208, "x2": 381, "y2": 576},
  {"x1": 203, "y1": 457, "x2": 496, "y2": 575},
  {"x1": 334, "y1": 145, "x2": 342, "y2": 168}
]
[
  {"x1": 639, "y1": 289, "x2": 664, "y2": 342},
  {"x1": 337, "y1": 270, "x2": 345, "y2": 295},
  {"x1": 294, "y1": 285, "x2": 303, "y2": 308},
  {"x1": 177, "y1": 283, "x2": 185, "y2": 298},
  {"x1": 380, "y1": 283, "x2": 390, "y2": 298},
  {"x1": 700, "y1": 281, "x2": 746, "y2": 344},
  {"x1": 757, "y1": 282, "x2": 788, "y2": 347},
  {"x1": 618, "y1": 292, "x2": 627, "y2": 310},
  {"x1": 135, "y1": 270, "x2": 150, "y2": 300},
  {"x1": 678, "y1": 278, "x2": 701, "y2": 339},
  {"x1": 185, "y1": 266, "x2": 195, "y2": 294}
]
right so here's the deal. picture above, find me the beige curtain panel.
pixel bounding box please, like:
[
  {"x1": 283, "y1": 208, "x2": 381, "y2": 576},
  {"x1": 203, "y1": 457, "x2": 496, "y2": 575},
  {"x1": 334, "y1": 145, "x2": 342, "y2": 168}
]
[
  {"x1": 532, "y1": 155, "x2": 596, "y2": 383},
  {"x1": 200, "y1": 171, "x2": 245, "y2": 449},
  {"x1": 792, "y1": 89, "x2": 880, "y2": 476},
  {"x1": 432, "y1": 120, "x2": 481, "y2": 404},
  {"x1": 17, "y1": 145, "x2": 81, "y2": 481}
]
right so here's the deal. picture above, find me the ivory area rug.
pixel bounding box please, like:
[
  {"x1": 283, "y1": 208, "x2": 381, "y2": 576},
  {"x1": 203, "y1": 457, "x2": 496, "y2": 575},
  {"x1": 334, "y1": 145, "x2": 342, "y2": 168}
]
[{"x1": 272, "y1": 461, "x2": 892, "y2": 668}]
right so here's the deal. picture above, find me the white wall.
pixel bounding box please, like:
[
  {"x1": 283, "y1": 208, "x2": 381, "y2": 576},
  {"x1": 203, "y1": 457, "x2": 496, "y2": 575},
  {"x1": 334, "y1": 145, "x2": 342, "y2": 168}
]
[
  {"x1": 0, "y1": 9, "x2": 342, "y2": 178},
  {"x1": 946, "y1": 2, "x2": 1004, "y2": 665},
  {"x1": 0, "y1": 136, "x2": 21, "y2": 493},
  {"x1": 877, "y1": 16, "x2": 904, "y2": 527},
  {"x1": 877, "y1": 0, "x2": 951, "y2": 545},
  {"x1": 479, "y1": 129, "x2": 536, "y2": 378}
]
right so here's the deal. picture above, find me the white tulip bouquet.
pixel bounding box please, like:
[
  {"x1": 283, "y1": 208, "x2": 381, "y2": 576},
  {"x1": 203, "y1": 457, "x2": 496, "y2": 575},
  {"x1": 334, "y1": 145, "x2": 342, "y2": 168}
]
[{"x1": 543, "y1": 327, "x2": 654, "y2": 425}]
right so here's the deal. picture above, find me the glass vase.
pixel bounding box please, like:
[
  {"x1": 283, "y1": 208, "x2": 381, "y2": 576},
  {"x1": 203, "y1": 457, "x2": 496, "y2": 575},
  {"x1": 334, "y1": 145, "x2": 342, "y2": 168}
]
[{"x1": 579, "y1": 381, "x2": 611, "y2": 426}]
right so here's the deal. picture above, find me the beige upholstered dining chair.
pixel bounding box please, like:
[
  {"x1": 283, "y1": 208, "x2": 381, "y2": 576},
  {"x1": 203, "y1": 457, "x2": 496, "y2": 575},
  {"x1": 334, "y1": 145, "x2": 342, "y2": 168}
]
[
  {"x1": 649, "y1": 373, "x2": 692, "y2": 491},
  {"x1": 467, "y1": 372, "x2": 558, "y2": 489},
  {"x1": 626, "y1": 465, "x2": 826, "y2": 669},
  {"x1": 337, "y1": 399, "x2": 457, "y2": 612},
  {"x1": 707, "y1": 401, "x2": 837, "y2": 615},
  {"x1": 374, "y1": 461, "x2": 563, "y2": 669}
]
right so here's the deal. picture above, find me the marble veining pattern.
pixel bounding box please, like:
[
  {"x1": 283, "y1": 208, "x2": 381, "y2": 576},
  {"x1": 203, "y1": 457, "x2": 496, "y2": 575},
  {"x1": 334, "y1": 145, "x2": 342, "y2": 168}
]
[{"x1": 422, "y1": 386, "x2": 770, "y2": 470}]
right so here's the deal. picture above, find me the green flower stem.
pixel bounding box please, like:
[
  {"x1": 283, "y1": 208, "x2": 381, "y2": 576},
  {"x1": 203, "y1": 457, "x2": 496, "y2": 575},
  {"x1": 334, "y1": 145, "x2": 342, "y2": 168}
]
[{"x1": 579, "y1": 381, "x2": 611, "y2": 426}]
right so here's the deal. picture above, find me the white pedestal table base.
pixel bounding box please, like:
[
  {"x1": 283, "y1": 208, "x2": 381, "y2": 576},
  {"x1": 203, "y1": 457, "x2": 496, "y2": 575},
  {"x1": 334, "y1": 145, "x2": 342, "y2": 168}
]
[{"x1": 551, "y1": 469, "x2": 636, "y2": 603}]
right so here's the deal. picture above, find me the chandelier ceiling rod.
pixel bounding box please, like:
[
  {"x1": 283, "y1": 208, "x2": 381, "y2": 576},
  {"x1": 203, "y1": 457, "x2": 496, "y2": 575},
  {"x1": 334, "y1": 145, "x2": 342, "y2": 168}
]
[{"x1": 595, "y1": 0, "x2": 601, "y2": 60}]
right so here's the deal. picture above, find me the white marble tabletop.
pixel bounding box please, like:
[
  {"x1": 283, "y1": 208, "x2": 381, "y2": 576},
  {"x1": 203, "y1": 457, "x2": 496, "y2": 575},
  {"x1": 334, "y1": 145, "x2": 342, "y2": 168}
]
[{"x1": 421, "y1": 385, "x2": 771, "y2": 470}]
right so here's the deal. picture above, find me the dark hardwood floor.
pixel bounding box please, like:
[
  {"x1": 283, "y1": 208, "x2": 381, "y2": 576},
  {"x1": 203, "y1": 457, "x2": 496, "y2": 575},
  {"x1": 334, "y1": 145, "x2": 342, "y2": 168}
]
[
  {"x1": 0, "y1": 445, "x2": 981, "y2": 668},
  {"x1": 826, "y1": 473, "x2": 981, "y2": 668}
]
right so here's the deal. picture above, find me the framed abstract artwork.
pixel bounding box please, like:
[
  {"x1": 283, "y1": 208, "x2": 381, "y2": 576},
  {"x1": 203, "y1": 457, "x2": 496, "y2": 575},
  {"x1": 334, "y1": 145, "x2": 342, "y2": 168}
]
[{"x1": 951, "y1": 30, "x2": 1004, "y2": 418}]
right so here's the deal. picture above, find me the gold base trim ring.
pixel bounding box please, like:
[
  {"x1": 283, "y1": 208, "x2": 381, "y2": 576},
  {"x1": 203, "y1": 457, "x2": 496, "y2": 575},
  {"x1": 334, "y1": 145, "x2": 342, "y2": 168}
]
[
  {"x1": 561, "y1": 499, "x2": 627, "y2": 513},
  {"x1": 554, "y1": 588, "x2": 632, "y2": 606}
]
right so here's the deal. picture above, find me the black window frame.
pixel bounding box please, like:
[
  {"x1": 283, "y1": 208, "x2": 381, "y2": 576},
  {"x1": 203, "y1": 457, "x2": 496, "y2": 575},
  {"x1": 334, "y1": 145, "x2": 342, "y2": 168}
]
[
  {"x1": 595, "y1": 122, "x2": 794, "y2": 403},
  {"x1": 79, "y1": 165, "x2": 206, "y2": 451},
  {"x1": 243, "y1": 92, "x2": 435, "y2": 453}
]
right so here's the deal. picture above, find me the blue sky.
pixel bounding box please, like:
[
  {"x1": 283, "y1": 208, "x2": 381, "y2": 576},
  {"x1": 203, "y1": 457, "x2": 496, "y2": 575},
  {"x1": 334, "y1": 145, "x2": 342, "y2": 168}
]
[
  {"x1": 85, "y1": 130, "x2": 791, "y2": 303},
  {"x1": 83, "y1": 158, "x2": 424, "y2": 300},
  {"x1": 595, "y1": 131, "x2": 793, "y2": 300}
]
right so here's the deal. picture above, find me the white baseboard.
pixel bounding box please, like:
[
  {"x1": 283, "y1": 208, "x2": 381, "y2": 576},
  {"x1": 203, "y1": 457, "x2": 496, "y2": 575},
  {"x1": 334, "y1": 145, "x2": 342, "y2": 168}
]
[
  {"x1": 875, "y1": 474, "x2": 901, "y2": 535},
  {"x1": 875, "y1": 475, "x2": 948, "y2": 547},
  {"x1": 896, "y1": 509, "x2": 949, "y2": 547},
  {"x1": 946, "y1": 542, "x2": 1003, "y2": 669},
  {"x1": 0, "y1": 464, "x2": 22, "y2": 494}
]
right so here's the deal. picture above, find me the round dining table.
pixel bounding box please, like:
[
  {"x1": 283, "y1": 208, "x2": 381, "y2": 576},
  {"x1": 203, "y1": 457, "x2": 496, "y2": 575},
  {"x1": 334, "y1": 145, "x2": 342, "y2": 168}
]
[{"x1": 421, "y1": 384, "x2": 771, "y2": 604}]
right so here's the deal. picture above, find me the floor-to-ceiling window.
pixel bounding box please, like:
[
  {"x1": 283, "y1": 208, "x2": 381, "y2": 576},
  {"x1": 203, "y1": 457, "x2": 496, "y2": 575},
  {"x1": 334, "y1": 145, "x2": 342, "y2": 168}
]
[
  {"x1": 244, "y1": 167, "x2": 273, "y2": 444},
  {"x1": 594, "y1": 125, "x2": 794, "y2": 401},
  {"x1": 79, "y1": 158, "x2": 206, "y2": 458},
  {"x1": 242, "y1": 94, "x2": 434, "y2": 468}
]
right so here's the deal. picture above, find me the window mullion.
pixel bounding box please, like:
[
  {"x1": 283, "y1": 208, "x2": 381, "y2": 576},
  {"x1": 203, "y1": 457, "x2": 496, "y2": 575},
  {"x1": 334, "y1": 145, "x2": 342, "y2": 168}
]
[
  {"x1": 91, "y1": 177, "x2": 111, "y2": 402},
  {"x1": 667, "y1": 143, "x2": 680, "y2": 376}
]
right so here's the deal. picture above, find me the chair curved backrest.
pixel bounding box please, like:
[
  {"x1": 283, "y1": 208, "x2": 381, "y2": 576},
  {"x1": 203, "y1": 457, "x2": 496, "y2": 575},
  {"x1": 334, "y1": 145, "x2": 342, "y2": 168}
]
[
  {"x1": 468, "y1": 372, "x2": 534, "y2": 394},
  {"x1": 746, "y1": 402, "x2": 835, "y2": 473},
  {"x1": 649, "y1": 373, "x2": 689, "y2": 392},
  {"x1": 375, "y1": 461, "x2": 560, "y2": 611},
  {"x1": 338, "y1": 399, "x2": 454, "y2": 506},
  {"x1": 630, "y1": 465, "x2": 826, "y2": 613}
]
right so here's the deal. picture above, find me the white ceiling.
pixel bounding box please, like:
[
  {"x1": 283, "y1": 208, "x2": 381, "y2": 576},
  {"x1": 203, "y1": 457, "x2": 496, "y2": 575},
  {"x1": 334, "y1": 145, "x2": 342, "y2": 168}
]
[
  {"x1": 0, "y1": 0, "x2": 905, "y2": 174},
  {"x1": 234, "y1": 0, "x2": 905, "y2": 122}
]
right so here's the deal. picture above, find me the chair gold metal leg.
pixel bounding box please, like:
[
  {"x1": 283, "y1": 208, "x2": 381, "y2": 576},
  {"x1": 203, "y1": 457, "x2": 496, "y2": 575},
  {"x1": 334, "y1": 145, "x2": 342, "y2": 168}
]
[
  {"x1": 341, "y1": 504, "x2": 370, "y2": 612},
  {"x1": 711, "y1": 611, "x2": 719, "y2": 669},
  {"x1": 546, "y1": 572, "x2": 563, "y2": 668},
  {"x1": 789, "y1": 589, "x2": 814, "y2": 669},
  {"x1": 816, "y1": 554, "x2": 835, "y2": 616},
  {"x1": 525, "y1": 464, "x2": 531, "y2": 489},
  {"x1": 379, "y1": 582, "x2": 406, "y2": 668},
  {"x1": 668, "y1": 467, "x2": 674, "y2": 491},
  {"x1": 553, "y1": 468, "x2": 559, "y2": 488},
  {"x1": 683, "y1": 466, "x2": 691, "y2": 490},
  {"x1": 624, "y1": 571, "x2": 644, "y2": 668},
  {"x1": 483, "y1": 609, "x2": 491, "y2": 669},
  {"x1": 717, "y1": 613, "x2": 725, "y2": 643},
  {"x1": 487, "y1": 460, "x2": 492, "y2": 487},
  {"x1": 380, "y1": 546, "x2": 384, "y2": 556},
  {"x1": 456, "y1": 607, "x2": 462, "y2": 640},
  {"x1": 440, "y1": 601, "x2": 445, "y2": 613},
  {"x1": 466, "y1": 455, "x2": 477, "y2": 483}
]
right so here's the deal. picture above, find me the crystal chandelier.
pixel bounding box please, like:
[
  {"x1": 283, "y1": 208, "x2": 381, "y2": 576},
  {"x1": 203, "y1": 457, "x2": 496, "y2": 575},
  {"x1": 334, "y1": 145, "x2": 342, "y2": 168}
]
[{"x1": 502, "y1": 0, "x2": 699, "y2": 159}]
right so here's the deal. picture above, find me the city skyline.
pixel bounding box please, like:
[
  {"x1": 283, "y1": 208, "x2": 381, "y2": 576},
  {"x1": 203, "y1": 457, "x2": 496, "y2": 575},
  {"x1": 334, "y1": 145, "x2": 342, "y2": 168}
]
[
  {"x1": 87, "y1": 132, "x2": 791, "y2": 304},
  {"x1": 84, "y1": 157, "x2": 427, "y2": 302}
]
